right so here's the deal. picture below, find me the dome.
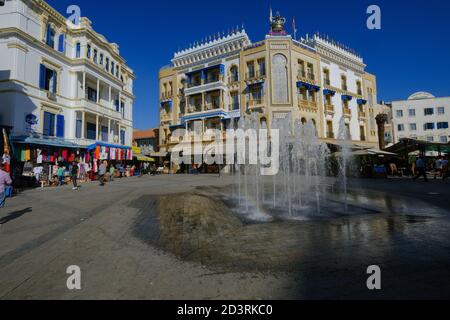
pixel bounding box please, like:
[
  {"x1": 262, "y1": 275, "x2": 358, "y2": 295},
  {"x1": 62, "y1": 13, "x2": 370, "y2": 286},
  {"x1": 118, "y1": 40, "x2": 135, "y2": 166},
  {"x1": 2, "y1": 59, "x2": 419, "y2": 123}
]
[{"x1": 408, "y1": 91, "x2": 435, "y2": 100}]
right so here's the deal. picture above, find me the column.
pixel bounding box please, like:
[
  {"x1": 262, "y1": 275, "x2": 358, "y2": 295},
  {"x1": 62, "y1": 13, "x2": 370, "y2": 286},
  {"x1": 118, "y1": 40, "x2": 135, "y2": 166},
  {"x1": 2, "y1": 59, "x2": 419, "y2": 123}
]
[
  {"x1": 81, "y1": 111, "x2": 86, "y2": 139},
  {"x1": 108, "y1": 119, "x2": 111, "y2": 142},
  {"x1": 96, "y1": 79, "x2": 100, "y2": 104},
  {"x1": 82, "y1": 72, "x2": 86, "y2": 99},
  {"x1": 96, "y1": 115, "x2": 99, "y2": 141},
  {"x1": 108, "y1": 85, "x2": 112, "y2": 108}
]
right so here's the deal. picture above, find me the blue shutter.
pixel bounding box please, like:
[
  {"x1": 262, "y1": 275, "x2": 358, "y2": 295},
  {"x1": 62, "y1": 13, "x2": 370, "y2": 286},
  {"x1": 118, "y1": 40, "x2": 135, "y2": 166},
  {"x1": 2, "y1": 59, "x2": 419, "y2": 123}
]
[
  {"x1": 52, "y1": 70, "x2": 57, "y2": 93},
  {"x1": 58, "y1": 34, "x2": 65, "y2": 53},
  {"x1": 56, "y1": 115, "x2": 65, "y2": 137},
  {"x1": 39, "y1": 64, "x2": 46, "y2": 89},
  {"x1": 43, "y1": 112, "x2": 55, "y2": 136}
]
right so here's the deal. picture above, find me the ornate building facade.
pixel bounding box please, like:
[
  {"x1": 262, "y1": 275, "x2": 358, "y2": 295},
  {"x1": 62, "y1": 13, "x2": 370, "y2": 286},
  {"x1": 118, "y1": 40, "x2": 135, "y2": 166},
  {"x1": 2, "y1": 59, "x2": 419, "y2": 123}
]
[
  {"x1": 0, "y1": 0, "x2": 135, "y2": 147},
  {"x1": 158, "y1": 12, "x2": 380, "y2": 153}
]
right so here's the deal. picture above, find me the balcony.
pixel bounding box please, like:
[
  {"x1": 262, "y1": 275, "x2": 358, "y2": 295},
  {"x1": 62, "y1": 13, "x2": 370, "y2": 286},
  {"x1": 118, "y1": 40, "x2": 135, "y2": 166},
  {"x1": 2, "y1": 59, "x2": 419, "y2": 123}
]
[
  {"x1": 298, "y1": 100, "x2": 318, "y2": 112},
  {"x1": 325, "y1": 104, "x2": 335, "y2": 114},
  {"x1": 343, "y1": 107, "x2": 352, "y2": 117},
  {"x1": 204, "y1": 102, "x2": 223, "y2": 111},
  {"x1": 160, "y1": 92, "x2": 173, "y2": 100},
  {"x1": 358, "y1": 111, "x2": 367, "y2": 119},
  {"x1": 185, "y1": 77, "x2": 226, "y2": 96},
  {"x1": 245, "y1": 70, "x2": 266, "y2": 81},
  {"x1": 247, "y1": 99, "x2": 264, "y2": 111},
  {"x1": 187, "y1": 105, "x2": 203, "y2": 113},
  {"x1": 160, "y1": 113, "x2": 172, "y2": 122},
  {"x1": 74, "y1": 99, "x2": 122, "y2": 120}
]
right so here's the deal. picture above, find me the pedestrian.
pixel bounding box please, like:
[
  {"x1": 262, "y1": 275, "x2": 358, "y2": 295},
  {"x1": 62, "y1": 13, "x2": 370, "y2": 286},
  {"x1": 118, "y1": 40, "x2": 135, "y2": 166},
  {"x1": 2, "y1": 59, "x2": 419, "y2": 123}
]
[
  {"x1": 71, "y1": 161, "x2": 79, "y2": 190},
  {"x1": 0, "y1": 163, "x2": 13, "y2": 209},
  {"x1": 57, "y1": 165, "x2": 65, "y2": 186},
  {"x1": 434, "y1": 157, "x2": 444, "y2": 179},
  {"x1": 442, "y1": 156, "x2": 449, "y2": 180},
  {"x1": 413, "y1": 156, "x2": 428, "y2": 182},
  {"x1": 98, "y1": 160, "x2": 107, "y2": 186},
  {"x1": 109, "y1": 164, "x2": 115, "y2": 182}
]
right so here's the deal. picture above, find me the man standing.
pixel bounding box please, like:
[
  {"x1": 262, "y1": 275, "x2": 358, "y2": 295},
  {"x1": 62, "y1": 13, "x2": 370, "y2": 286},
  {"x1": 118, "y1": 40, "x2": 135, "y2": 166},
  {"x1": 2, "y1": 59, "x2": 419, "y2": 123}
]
[
  {"x1": 413, "y1": 156, "x2": 428, "y2": 182},
  {"x1": 57, "y1": 165, "x2": 65, "y2": 186},
  {"x1": 0, "y1": 163, "x2": 13, "y2": 208},
  {"x1": 71, "y1": 161, "x2": 79, "y2": 190},
  {"x1": 98, "y1": 160, "x2": 107, "y2": 186}
]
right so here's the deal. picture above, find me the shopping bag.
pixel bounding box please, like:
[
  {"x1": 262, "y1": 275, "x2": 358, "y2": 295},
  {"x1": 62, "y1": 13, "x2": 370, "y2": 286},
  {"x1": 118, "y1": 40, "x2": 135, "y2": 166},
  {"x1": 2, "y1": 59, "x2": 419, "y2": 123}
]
[{"x1": 5, "y1": 186, "x2": 13, "y2": 198}]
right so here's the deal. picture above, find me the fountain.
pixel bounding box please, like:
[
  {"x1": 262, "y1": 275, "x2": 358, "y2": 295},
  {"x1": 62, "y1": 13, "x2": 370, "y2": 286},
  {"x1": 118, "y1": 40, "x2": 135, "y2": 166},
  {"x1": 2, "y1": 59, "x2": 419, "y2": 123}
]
[{"x1": 223, "y1": 113, "x2": 358, "y2": 222}]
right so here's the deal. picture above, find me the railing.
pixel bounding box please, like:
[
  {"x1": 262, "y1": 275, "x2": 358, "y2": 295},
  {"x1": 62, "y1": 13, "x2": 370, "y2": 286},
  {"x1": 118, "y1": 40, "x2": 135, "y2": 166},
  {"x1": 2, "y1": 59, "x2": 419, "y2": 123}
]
[
  {"x1": 188, "y1": 105, "x2": 203, "y2": 113},
  {"x1": 358, "y1": 111, "x2": 366, "y2": 118},
  {"x1": 160, "y1": 92, "x2": 173, "y2": 100},
  {"x1": 245, "y1": 70, "x2": 265, "y2": 80},
  {"x1": 343, "y1": 107, "x2": 352, "y2": 116},
  {"x1": 247, "y1": 99, "x2": 263, "y2": 107},
  {"x1": 325, "y1": 104, "x2": 335, "y2": 112},
  {"x1": 204, "y1": 103, "x2": 221, "y2": 111},
  {"x1": 187, "y1": 76, "x2": 225, "y2": 88}
]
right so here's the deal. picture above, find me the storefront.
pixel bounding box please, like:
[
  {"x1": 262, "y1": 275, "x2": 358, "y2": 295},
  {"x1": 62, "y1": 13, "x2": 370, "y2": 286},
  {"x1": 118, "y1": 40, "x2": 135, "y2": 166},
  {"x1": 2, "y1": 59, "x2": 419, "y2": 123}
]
[
  {"x1": 11, "y1": 135, "x2": 88, "y2": 188},
  {"x1": 86, "y1": 142, "x2": 133, "y2": 179}
]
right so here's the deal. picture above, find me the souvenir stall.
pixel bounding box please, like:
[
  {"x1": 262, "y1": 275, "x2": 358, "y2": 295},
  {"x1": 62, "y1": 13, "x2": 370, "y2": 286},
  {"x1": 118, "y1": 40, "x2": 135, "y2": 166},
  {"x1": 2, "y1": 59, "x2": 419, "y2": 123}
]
[
  {"x1": 131, "y1": 146, "x2": 155, "y2": 176},
  {"x1": 86, "y1": 142, "x2": 133, "y2": 179},
  {"x1": 11, "y1": 135, "x2": 88, "y2": 188}
]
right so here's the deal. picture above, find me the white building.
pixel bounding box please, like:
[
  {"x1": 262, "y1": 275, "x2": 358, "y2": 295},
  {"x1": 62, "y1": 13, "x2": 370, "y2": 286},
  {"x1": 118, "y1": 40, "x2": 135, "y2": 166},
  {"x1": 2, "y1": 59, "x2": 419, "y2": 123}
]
[
  {"x1": 0, "y1": 0, "x2": 135, "y2": 147},
  {"x1": 392, "y1": 92, "x2": 450, "y2": 144}
]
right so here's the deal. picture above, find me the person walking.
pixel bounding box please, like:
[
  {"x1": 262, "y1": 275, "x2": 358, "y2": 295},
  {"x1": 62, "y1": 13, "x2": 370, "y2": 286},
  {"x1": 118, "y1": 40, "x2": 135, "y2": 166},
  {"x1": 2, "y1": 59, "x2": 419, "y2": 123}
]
[
  {"x1": 98, "y1": 160, "x2": 107, "y2": 186},
  {"x1": 109, "y1": 164, "x2": 115, "y2": 182},
  {"x1": 413, "y1": 156, "x2": 428, "y2": 182},
  {"x1": 57, "y1": 165, "x2": 65, "y2": 186},
  {"x1": 71, "y1": 161, "x2": 79, "y2": 190},
  {"x1": 0, "y1": 163, "x2": 13, "y2": 209}
]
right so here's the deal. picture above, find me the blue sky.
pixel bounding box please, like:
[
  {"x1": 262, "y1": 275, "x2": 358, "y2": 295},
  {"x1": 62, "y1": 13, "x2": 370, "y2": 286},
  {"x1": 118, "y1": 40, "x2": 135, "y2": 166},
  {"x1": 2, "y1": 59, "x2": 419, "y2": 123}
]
[{"x1": 46, "y1": 0, "x2": 450, "y2": 129}]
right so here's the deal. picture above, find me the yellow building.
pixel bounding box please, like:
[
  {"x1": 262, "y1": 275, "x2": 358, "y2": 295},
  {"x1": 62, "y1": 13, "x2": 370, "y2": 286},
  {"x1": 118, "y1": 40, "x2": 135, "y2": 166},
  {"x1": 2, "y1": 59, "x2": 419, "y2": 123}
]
[{"x1": 158, "y1": 12, "x2": 380, "y2": 153}]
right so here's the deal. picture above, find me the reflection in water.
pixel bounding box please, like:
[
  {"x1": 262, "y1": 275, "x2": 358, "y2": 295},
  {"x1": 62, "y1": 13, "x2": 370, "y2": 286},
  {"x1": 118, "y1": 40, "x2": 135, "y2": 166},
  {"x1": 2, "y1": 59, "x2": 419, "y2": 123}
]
[{"x1": 133, "y1": 188, "x2": 446, "y2": 273}]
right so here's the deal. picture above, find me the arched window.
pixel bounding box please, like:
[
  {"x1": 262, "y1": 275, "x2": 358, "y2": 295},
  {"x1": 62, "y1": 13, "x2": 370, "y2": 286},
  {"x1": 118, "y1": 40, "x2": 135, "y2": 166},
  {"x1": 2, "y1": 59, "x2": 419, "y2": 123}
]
[
  {"x1": 301, "y1": 118, "x2": 307, "y2": 125},
  {"x1": 272, "y1": 54, "x2": 288, "y2": 104},
  {"x1": 45, "y1": 24, "x2": 55, "y2": 48},
  {"x1": 311, "y1": 119, "x2": 316, "y2": 127}
]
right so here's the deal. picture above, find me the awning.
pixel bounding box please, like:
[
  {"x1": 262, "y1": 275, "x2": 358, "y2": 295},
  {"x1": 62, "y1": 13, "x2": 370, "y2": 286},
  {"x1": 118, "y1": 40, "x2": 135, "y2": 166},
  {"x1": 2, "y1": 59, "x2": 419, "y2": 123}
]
[
  {"x1": 341, "y1": 95, "x2": 353, "y2": 101},
  {"x1": 169, "y1": 124, "x2": 185, "y2": 130},
  {"x1": 135, "y1": 155, "x2": 155, "y2": 162},
  {"x1": 309, "y1": 84, "x2": 320, "y2": 92},
  {"x1": 357, "y1": 99, "x2": 367, "y2": 105},
  {"x1": 87, "y1": 142, "x2": 131, "y2": 151},
  {"x1": 11, "y1": 135, "x2": 83, "y2": 149},
  {"x1": 323, "y1": 89, "x2": 336, "y2": 96}
]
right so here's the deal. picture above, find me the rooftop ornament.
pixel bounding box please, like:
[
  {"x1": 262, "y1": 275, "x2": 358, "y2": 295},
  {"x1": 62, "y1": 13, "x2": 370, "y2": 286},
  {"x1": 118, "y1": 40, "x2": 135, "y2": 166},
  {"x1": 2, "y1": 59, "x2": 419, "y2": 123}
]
[{"x1": 269, "y1": 10, "x2": 287, "y2": 36}]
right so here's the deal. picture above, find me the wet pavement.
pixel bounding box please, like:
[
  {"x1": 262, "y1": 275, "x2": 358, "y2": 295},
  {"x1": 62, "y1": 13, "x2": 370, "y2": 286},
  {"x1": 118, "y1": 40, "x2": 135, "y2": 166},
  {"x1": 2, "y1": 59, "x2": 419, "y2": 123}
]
[{"x1": 0, "y1": 175, "x2": 450, "y2": 299}]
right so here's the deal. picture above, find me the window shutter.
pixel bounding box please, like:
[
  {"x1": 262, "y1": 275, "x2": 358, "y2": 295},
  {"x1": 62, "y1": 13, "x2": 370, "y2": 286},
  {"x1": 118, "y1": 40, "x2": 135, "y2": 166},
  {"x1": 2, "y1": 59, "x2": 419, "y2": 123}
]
[
  {"x1": 56, "y1": 115, "x2": 65, "y2": 138},
  {"x1": 52, "y1": 70, "x2": 57, "y2": 93},
  {"x1": 58, "y1": 34, "x2": 65, "y2": 53},
  {"x1": 39, "y1": 64, "x2": 46, "y2": 89}
]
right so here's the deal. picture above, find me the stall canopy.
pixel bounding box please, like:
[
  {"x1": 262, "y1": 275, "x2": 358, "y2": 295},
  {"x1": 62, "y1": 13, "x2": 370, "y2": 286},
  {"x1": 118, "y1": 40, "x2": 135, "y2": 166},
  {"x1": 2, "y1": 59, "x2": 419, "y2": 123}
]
[
  {"x1": 86, "y1": 142, "x2": 131, "y2": 151},
  {"x1": 385, "y1": 138, "x2": 450, "y2": 156},
  {"x1": 12, "y1": 135, "x2": 82, "y2": 149}
]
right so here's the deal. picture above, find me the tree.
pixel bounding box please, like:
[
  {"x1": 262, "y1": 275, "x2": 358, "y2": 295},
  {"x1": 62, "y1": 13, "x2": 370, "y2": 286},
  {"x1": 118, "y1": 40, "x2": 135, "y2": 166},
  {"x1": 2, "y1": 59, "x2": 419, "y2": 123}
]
[{"x1": 376, "y1": 113, "x2": 389, "y2": 150}]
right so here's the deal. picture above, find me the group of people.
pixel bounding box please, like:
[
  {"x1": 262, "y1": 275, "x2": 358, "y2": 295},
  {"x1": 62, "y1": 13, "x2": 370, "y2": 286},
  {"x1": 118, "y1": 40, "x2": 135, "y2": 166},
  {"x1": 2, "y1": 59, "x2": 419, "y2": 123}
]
[{"x1": 413, "y1": 155, "x2": 449, "y2": 182}]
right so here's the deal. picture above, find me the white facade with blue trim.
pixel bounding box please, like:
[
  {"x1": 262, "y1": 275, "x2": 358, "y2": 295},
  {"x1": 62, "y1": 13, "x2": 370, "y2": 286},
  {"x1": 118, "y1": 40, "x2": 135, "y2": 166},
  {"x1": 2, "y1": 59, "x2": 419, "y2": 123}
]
[{"x1": 0, "y1": 0, "x2": 135, "y2": 148}]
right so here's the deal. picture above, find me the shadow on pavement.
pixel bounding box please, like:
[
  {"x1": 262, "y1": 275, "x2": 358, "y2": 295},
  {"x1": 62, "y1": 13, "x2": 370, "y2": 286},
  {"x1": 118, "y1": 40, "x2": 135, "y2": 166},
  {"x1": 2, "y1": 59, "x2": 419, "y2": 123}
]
[{"x1": 0, "y1": 208, "x2": 33, "y2": 225}]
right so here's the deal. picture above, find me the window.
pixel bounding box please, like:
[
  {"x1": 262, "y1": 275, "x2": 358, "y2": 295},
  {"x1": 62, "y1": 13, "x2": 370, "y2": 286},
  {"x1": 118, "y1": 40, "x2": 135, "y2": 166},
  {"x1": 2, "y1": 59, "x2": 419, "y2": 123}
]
[
  {"x1": 326, "y1": 121, "x2": 334, "y2": 138},
  {"x1": 409, "y1": 123, "x2": 417, "y2": 131},
  {"x1": 247, "y1": 62, "x2": 255, "y2": 79},
  {"x1": 87, "y1": 45, "x2": 91, "y2": 59},
  {"x1": 440, "y1": 136, "x2": 448, "y2": 143},
  {"x1": 427, "y1": 136, "x2": 434, "y2": 142},
  {"x1": 356, "y1": 81, "x2": 362, "y2": 95},
  {"x1": 341, "y1": 75, "x2": 347, "y2": 91},
  {"x1": 87, "y1": 123, "x2": 96, "y2": 140},
  {"x1": 437, "y1": 107, "x2": 445, "y2": 115},
  {"x1": 424, "y1": 123, "x2": 435, "y2": 130},
  {"x1": 396, "y1": 110, "x2": 403, "y2": 118},
  {"x1": 299, "y1": 87, "x2": 307, "y2": 101},
  {"x1": 39, "y1": 64, "x2": 57, "y2": 93},
  {"x1": 116, "y1": 65, "x2": 119, "y2": 78},
  {"x1": 298, "y1": 60, "x2": 305, "y2": 77},
  {"x1": 87, "y1": 87, "x2": 97, "y2": 102},
  {"x1": 58, "y1": 34, "x2": 65, "y2": 53},
  {"x1": 111, "y1": 62, "x2": 115, "y2": 75},
  {"x1": 437, "y1": 122, "x2": 449, "y2": 129},
  {"x1": 45, "y1": 24, "x2": 55, "y2": 48},
  {"x1": 43, "y1": 111, "x2": 55, "y2": 137},
  {"x1": 100, "y1": 53, "x2": 104, "y2": 65},
  {"x1": 230, "y1": 66, "x2": 239, "y2": 82},
  {"x1": 360, "y1": 126, "x2": 366, "y2": 141},
  {"x1": 424, "y1": 108, "x2": 434, "y2": 116},
  {"x1": 258, "y1": 59, "x2": 266, "y2": 76},
  {"x1": 323, "y1": 69, "x2": 330, "y2": 85},
  {"x1": 76, "y1": 119, "x2": 82, "y2": 138},
  {"x1": 75, "y1": 43, "x2": 81, "y2": 58},
  {"x1": 230, "y1": 92, "x2": 239, "y2": 110},
  {"x1": 398, "y1": 124, "x2": 405, "y2": 132},
  {"x1": 409, "y1": 109, "x2": 416, "y2": 117},
  {"x1": 93, "y1": 49, "x2": 98, "y2": 64},
  {"x1": 120, "y1": 130, "x2": 126, "y2": 145},
  {"x1": 121, "y1": 102, "x2": 125, "y2": 118},
  {"x1": 307, "y1": 63, "x2": 314, "y2": 80},
  {"x1": 114, "y1": 99, "x2": 120, "y2": 112},
  {"x1": 106, "y1": 57, "x2": 110, "y2": 70},
  {"x1": 101, "y1": 126, "x2": 108, "y2": 142}
]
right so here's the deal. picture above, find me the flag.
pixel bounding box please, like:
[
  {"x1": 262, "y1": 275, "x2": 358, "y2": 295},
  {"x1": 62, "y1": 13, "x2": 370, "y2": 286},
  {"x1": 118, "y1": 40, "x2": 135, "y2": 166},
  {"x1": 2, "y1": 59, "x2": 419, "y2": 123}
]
[{"x1": 292, "y1": 17, "x2": 298, "y2": 40}]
